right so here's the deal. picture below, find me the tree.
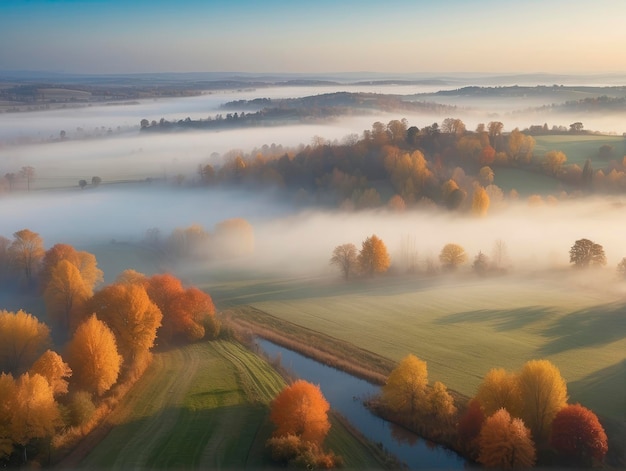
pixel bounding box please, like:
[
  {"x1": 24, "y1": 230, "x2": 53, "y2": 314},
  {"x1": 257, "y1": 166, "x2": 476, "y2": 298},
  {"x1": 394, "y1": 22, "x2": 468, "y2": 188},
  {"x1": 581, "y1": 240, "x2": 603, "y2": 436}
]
[
  {"x1": 29, "y1": 350, "x2": 72, "y2": 396},
  {"x1": 517, "y1": 359, "x2": 568, "y2": 443},
  {"x1": 19, "y1": 166, "x2": 35, "y2": 192},
  {"x1": 472, "y1": 251, "x2": 490, "y2": 276},
  {"x1": 478, "y1": 408, "x2": 536, "y2": 469},
  {"x1": 40, "y1": 244, "x2": 103, "y2": 293},
  {"x1": 382, "y1": 354, "x2": 428, "y2": 418},
  {"x1": 387, "y1": 194, "x2": 406, "y2": 211},
  {"x1": 358, "y1": 235, "x2": 390, "y2": 276},
  {"x1": 475, "y1": 368, "x2": 522, "y2": 417},
  {"x1": 569, "y1": 238, "x2": 607, "y2": 268},
  {"x1": 550, "y1": 403, "x2": 608, "y2": 465},
  {"x1": 10, "y1": 373, "x2": 62, "y2": 462},
  {"x1": 472, "y1": 184, "x2": 490, "y2": 217},
  {"x1": 270, "y1": 380, "x2": 331, "y2": 445},
  {"x1": 617, "y1": 257, "x2": 626, "y2": 278},
  {"x1": 213, "y1": 218, "x2": 255, "y2": 258},
  {"x1": 457, "y1": 398, "x2": 485, "y2": 458},
  {"x1": 91, "y1": 176, "x2": 101, "y2": 187},
  {"x1": 491, "y1": 239, "x2": 509, "y2": 272},
  {"x1": 0, "y1": 373, "x2": 17, "y2": 459},
  {"x1": 78, "y1": 179, "x2": 87, "y2": 189},
  {"x1": 427, "y1": 381, "x2": 456, "y2": 421},
  {"x1": 581, "y1": 159, "x2": 593, "y2": 189},
  {"x1": 8, "y1": 229, "x2": 45, "y2": 285},
  {"x1": 65, "y1": 315, "x2": 121, "y2": 396},
  {"x1": 543, "y1": 150, "x2": 567, "y2": 176},
  {"x1": 0, "y1": 310, "x2": 51, "y2": 375},
  {"x1": 330, "y1": 244, "x2": 358, "y2": 280},
  {"x1": 43, "y1": 260, "x2": 91, "y2": 332},
  {"x1": 479, "y1": 166, "x2": 495, "y2": 186},
  {"x1": 4, "y1": 173, "x2": 16, "y2": 192},
  {"x1": 439, "y1": 243, "x2": 467, "y2": 271},
  {"x1": 570, "y1": 122, "x2": 584, "y2": 133},
  {"x1": 89, "y1": 283, "x2": 162, "y2": 363}
]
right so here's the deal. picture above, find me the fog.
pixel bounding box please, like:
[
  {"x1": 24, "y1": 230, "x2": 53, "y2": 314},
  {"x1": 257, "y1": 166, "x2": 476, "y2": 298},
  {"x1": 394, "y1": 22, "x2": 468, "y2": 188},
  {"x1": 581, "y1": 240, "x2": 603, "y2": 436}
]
[{"x1": 1, "y1": 82, "x2": 626, "y2": 288}]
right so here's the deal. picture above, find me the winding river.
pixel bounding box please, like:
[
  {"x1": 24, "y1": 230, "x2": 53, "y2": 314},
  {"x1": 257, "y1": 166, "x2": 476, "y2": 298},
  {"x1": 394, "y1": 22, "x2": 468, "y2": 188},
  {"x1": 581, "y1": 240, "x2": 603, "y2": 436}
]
[{"x1": 256, "y1": 339, "x2": 467, "y2": 469}]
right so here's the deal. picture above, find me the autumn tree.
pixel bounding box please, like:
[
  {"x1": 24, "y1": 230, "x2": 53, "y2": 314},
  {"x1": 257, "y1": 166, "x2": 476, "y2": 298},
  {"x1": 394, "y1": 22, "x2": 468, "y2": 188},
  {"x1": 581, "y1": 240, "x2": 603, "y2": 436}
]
[
  {"x1": 167, "y1": 224, "x2": 210, "y2": 259},
  {"x1": 472, "y1": 184, "x2": 490, "y2": 217},
  {"x1": 89, "y1": 283, "x2": 162, "y2": 363},
  {"x1": 8, "y1": 229, "x2": 45, "y2": 285},
  {"x1": 0, "y1": 373, "x2": 16, "y2": 459},
  {"x1": 387, "y1": 194, "x2": 406, "y2": 211},
  {"x1": 617, "y1": 257, "x2": 626, "y2": 278},
  {"x1": 330, "y1": 243, "x2": 358, "y2": 280},
  {"x1": 457, "y1": 399, "x2": 485, "y2": 458},
  {"x1": 479, "y1": 166, "x2": 495, "y2": 186},
  {"x1": 543, "y1": 150, "x2": 567, "y2": 176},
  {"x1": 358, "y1": 235, "x2": 390, "y2": 276},
  {"x1": 270, "y1": 380, "x2": 331, "y2": 445},
  {"x1": 213, "y1": 218, "x2": 255, "y2": 258},
  {"x1": 10, "y1": 373, "x2": 62, "y2": 463},
  {"x1": 0, "y1": 310, "x2": 51, "y2": 375},
  {"x1": 569, "y1": 238, "x2": 607, "y2": 268},
  {"x1": 475, "y1": 368, "x2": 522, "y2": 417},
  {"x1": 40, "y1": 243, "x2": 103, "y2": 293},
  {"x1": 478, "y1": 408, "x2": 536, "y2": 469},
  {"x1": 382, "y1": 354, "x2": 428, "y2": 418},
  {"x1": 43, "y1": 260, "x2": 91, "y2": 332},
  {"x1": 426, "y1": 381, "x2": 456, "y2": 422},
  {"x1": 439, "y1": 243, "x2": 467, "y2": 271},
  {"x1": 29, "y1": 350, "x2": 72, "y2": 396},
  {"x1": 517, "y1": 359, "x2": 568, "y2": 443},
  {"x1": 550, "y1": 403, "x2": 608, "y2": 465},
  {"x1": 65, "y1": 315, "x2": 121, "y2": 396}
]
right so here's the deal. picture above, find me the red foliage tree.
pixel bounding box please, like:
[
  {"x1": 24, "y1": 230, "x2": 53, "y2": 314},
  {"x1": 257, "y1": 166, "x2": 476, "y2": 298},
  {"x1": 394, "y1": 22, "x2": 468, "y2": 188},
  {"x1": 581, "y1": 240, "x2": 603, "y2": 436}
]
[
  {"x1": 550, "y1": 403, "x2": 608, "y2": 465},
  {"x1": 457, "y1": 398, "x2": 485, "y2": 458}
]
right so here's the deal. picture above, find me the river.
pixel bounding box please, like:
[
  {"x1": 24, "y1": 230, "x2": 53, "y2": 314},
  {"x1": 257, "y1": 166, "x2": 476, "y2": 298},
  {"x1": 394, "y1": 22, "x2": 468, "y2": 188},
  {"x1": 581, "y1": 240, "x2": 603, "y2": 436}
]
[{"x1": 256, "y1": 339, "x2": 467, "y2": 469}]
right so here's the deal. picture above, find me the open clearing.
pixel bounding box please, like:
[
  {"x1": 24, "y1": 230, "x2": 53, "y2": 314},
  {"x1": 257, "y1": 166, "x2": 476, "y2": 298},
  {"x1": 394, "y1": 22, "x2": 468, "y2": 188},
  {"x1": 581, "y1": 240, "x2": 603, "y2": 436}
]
[
  {"x1": 72, "y1": 340, "x2": 385, "y2": 469},
  {"x1": 202, "y1": 272, "x2": 626, "y2": 423},
  {"x1": 533, "y1": 134, "x2": 626, "y2": 165}
]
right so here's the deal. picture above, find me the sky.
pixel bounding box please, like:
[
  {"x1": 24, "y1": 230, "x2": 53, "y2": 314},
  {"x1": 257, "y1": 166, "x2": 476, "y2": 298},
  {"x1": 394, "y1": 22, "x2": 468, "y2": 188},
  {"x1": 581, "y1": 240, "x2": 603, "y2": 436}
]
[{"x1": 1, "y1": 0, "x2": 626, "y2": 76}]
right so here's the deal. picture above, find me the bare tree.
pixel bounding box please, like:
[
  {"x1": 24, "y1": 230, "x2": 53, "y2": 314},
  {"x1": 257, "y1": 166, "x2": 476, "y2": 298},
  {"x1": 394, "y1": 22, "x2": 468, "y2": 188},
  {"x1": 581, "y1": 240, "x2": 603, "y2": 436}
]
[{"x1": 330, "y1": 244, "x2": 358, "y2": 280}]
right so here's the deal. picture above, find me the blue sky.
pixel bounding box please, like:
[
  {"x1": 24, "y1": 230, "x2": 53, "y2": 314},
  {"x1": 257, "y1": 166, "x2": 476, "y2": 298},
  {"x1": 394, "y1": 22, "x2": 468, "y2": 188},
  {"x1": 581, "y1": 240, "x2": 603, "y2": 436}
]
[{"x1": 2, "y1": 0, "x2": 625, "y2": 75}]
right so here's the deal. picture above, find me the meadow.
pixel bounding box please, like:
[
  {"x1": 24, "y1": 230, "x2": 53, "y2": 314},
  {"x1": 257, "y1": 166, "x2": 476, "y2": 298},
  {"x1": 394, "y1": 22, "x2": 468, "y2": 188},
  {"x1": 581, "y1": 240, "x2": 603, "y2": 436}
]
[
  {"x1": 533, "y1": 134, "x2": 626, "y2": 166},
  {"x1": 66, "y1": 340, "x2": 385, "y2": 469}
]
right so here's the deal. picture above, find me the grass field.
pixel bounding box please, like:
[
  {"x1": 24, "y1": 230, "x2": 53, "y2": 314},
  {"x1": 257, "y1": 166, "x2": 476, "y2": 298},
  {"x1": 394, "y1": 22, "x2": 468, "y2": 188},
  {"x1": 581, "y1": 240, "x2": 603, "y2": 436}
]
[
  {"x1": 201, "y1": 272, "x2": 625, "y2": 424},
  {"x1": 533, "y1": 134, "x2": 626, "y2": 166},
  {"x1": 73, "y1": 340, "x2": 386, "y2": 469}
]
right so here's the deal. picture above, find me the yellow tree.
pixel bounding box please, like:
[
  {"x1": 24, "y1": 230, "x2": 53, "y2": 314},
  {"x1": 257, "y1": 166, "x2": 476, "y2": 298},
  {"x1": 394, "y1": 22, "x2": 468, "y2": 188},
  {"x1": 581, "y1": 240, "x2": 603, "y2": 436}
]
[
  {"x1": 478, "y1": 408, "x2": 536, "y2": 469},
  {"x1": 517, "y1": 360, "x2": 568, "y2": 443},
  {"x1": 89, "y1": 283, "x2": 162, "y2": 363},
  {"x1": 358, "y1": 235, "x2": 391, "y2": 276},
  {"x1": 10, "y1": 373, "x2": 62, "y2": 462},
  {"x1": 29, "y1": 350, "x2": 72, "y2": 396},
  {"x1": 213, "y1": 218, "x2": 255, "y2": 258},
  {"x1": 270, "y1": 380, "x2": 331, "y2": 445},
  {"x1": 40, "y1": 243, "x2": 103, "y2": 293},
  {"x1": 0, "y1": 310, "x2": 51, "y2": 375},
  {"x1": 439, "y1": 243, "x2": 467, "y2": 271},
  {"x1": 427, "y1": 381, "x2": 457, "y2": 422},
  {"x1": 472, "y1": 184, "x2": 490, "y2": 217},
  {"x1": 543, "y1": 150, "x2": 567, "y2": 177},
  {"x1": 65, "y1": 315, "x2": 122, "y2": 396},
  {"x1": 382, "y1": 354, "x2": 428, "y2": 418},
  {"x1": 116, "y1": 269, "x2": 147, "y2": 285},
  {"x1": 43, "y1": 260, "x2": 91, "y2": 331},
  {"x1": 475, "y1": 368, "x2": 522, "y2": 417},
  {"x1": 8, "y1": 229, "x2": 45, "y2": 285},
  {"x1": 0, "y1": 373, "x2": 16, "y2": 459}
]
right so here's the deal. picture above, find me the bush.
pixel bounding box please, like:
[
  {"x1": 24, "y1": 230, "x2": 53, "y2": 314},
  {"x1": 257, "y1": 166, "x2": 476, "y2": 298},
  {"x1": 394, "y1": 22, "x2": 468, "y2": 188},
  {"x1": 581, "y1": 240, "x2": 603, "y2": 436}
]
[{"x1": 68, "y1": 390, "x2": 96, "y2": 426}]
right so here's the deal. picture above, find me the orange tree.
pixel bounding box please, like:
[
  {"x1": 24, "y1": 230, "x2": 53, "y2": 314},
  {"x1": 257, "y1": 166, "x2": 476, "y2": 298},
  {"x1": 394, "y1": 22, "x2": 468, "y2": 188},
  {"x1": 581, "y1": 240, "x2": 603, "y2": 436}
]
[
  {"x1": 478, "y1": 408, "x2": 536, "y2": 469},
  {"x1": 550, "y1": 403, "x2": 608, "y2": 465},
  {"x1": 358, "y1": 235, "x2": 390, "y2": 276}
]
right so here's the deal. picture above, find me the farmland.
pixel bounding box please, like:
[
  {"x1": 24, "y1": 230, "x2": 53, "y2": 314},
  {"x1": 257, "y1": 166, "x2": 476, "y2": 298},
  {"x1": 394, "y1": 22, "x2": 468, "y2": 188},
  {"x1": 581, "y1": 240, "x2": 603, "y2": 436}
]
[{"x1": 65, "y1": 340, "x2": 385, "y2": 469}]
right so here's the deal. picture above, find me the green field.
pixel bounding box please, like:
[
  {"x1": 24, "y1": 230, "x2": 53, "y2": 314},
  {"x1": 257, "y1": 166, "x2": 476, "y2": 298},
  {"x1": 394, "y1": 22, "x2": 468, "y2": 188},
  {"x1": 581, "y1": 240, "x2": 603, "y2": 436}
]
[
  {"x1": 533, "y1": 134, "x2": 626, "y2": 166},
  {"x1": 72, "y1": 340, "x2": 385, "y2": 469},
  {"x1": 201, "y1": 273, "x2": 626, "y2": 423}
]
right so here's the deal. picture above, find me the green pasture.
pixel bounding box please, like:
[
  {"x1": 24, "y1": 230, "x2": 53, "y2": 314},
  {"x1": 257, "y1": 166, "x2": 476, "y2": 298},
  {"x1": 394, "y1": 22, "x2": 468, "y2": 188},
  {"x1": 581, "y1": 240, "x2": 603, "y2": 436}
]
[
  {"x1": 492, "y1": 167, "x2": 569, "y2": 196},
  {"x1": 533, "y1": 134, "x2": 626, "y2": 165},
  {"x1": 76, "y1": 340, "x2": 384, "y2": 469},
  {"x1": 201, "y1": 273, "x2": 626, "y2": 423}
]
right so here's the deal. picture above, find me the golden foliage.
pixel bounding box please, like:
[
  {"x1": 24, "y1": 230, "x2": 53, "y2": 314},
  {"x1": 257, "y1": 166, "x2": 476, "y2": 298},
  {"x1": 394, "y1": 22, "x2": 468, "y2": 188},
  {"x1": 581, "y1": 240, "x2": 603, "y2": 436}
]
[
  {"x1": 43, "y1": 259, "x2": 91, "y2": 330},
  {"x1": 0, "y1": 372, "x2": 17, "y2": 458},
  {"x1": 66, "y1": 315, "x2": 122, "y2": 396},
  {"x1": 40, "y1": 243, "x2": 103, "y2": 293},
  {"x1": 382, "y1": 354, "x2": 428, "y2": 417},
  {"x1": 90, "y1": 283, "x2": 163, "y2": 362},
  {"x1": 10, "y1": 373, "x2": 62, "y2": 446},
  {"x1": 29, "y1": 350, "x2": 72, "y2": 397},
  {"x1": 116, "y1": 269, "x2": 147, "y2": 285},
  {"x1": 478, "y1": 408, "x2": 536, "y2": 469},
  {"x1": 476, "y1": 368, "x2": 522, "y2": 417},
  {"x1": 427, "y1": 381, "x2": 457, "y2": 420},
  {"x1": 270, "y1": 380, "x2": 331, "y2": 445},
  {"x1": 8, "y1": 229, "x2": 45, "y2": 284},
  {"x1": 213, "y1": 218, "x2": 255, "y2": 258},
  {"x1": 439, "y1": 243, "x2": 467, "y2": 270},
  {"x1": 517, "y1": 359, "x2": 568, "y2": 443},
  {"x1": 358, "y1": 234, "x2": 391, "y2": 276},
  {"x1": 0, "y1": 309, "x2": 51, "y2": 375},
  {"x1": 472, "y1": 184, "x2": 490, "y2": 217}
]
